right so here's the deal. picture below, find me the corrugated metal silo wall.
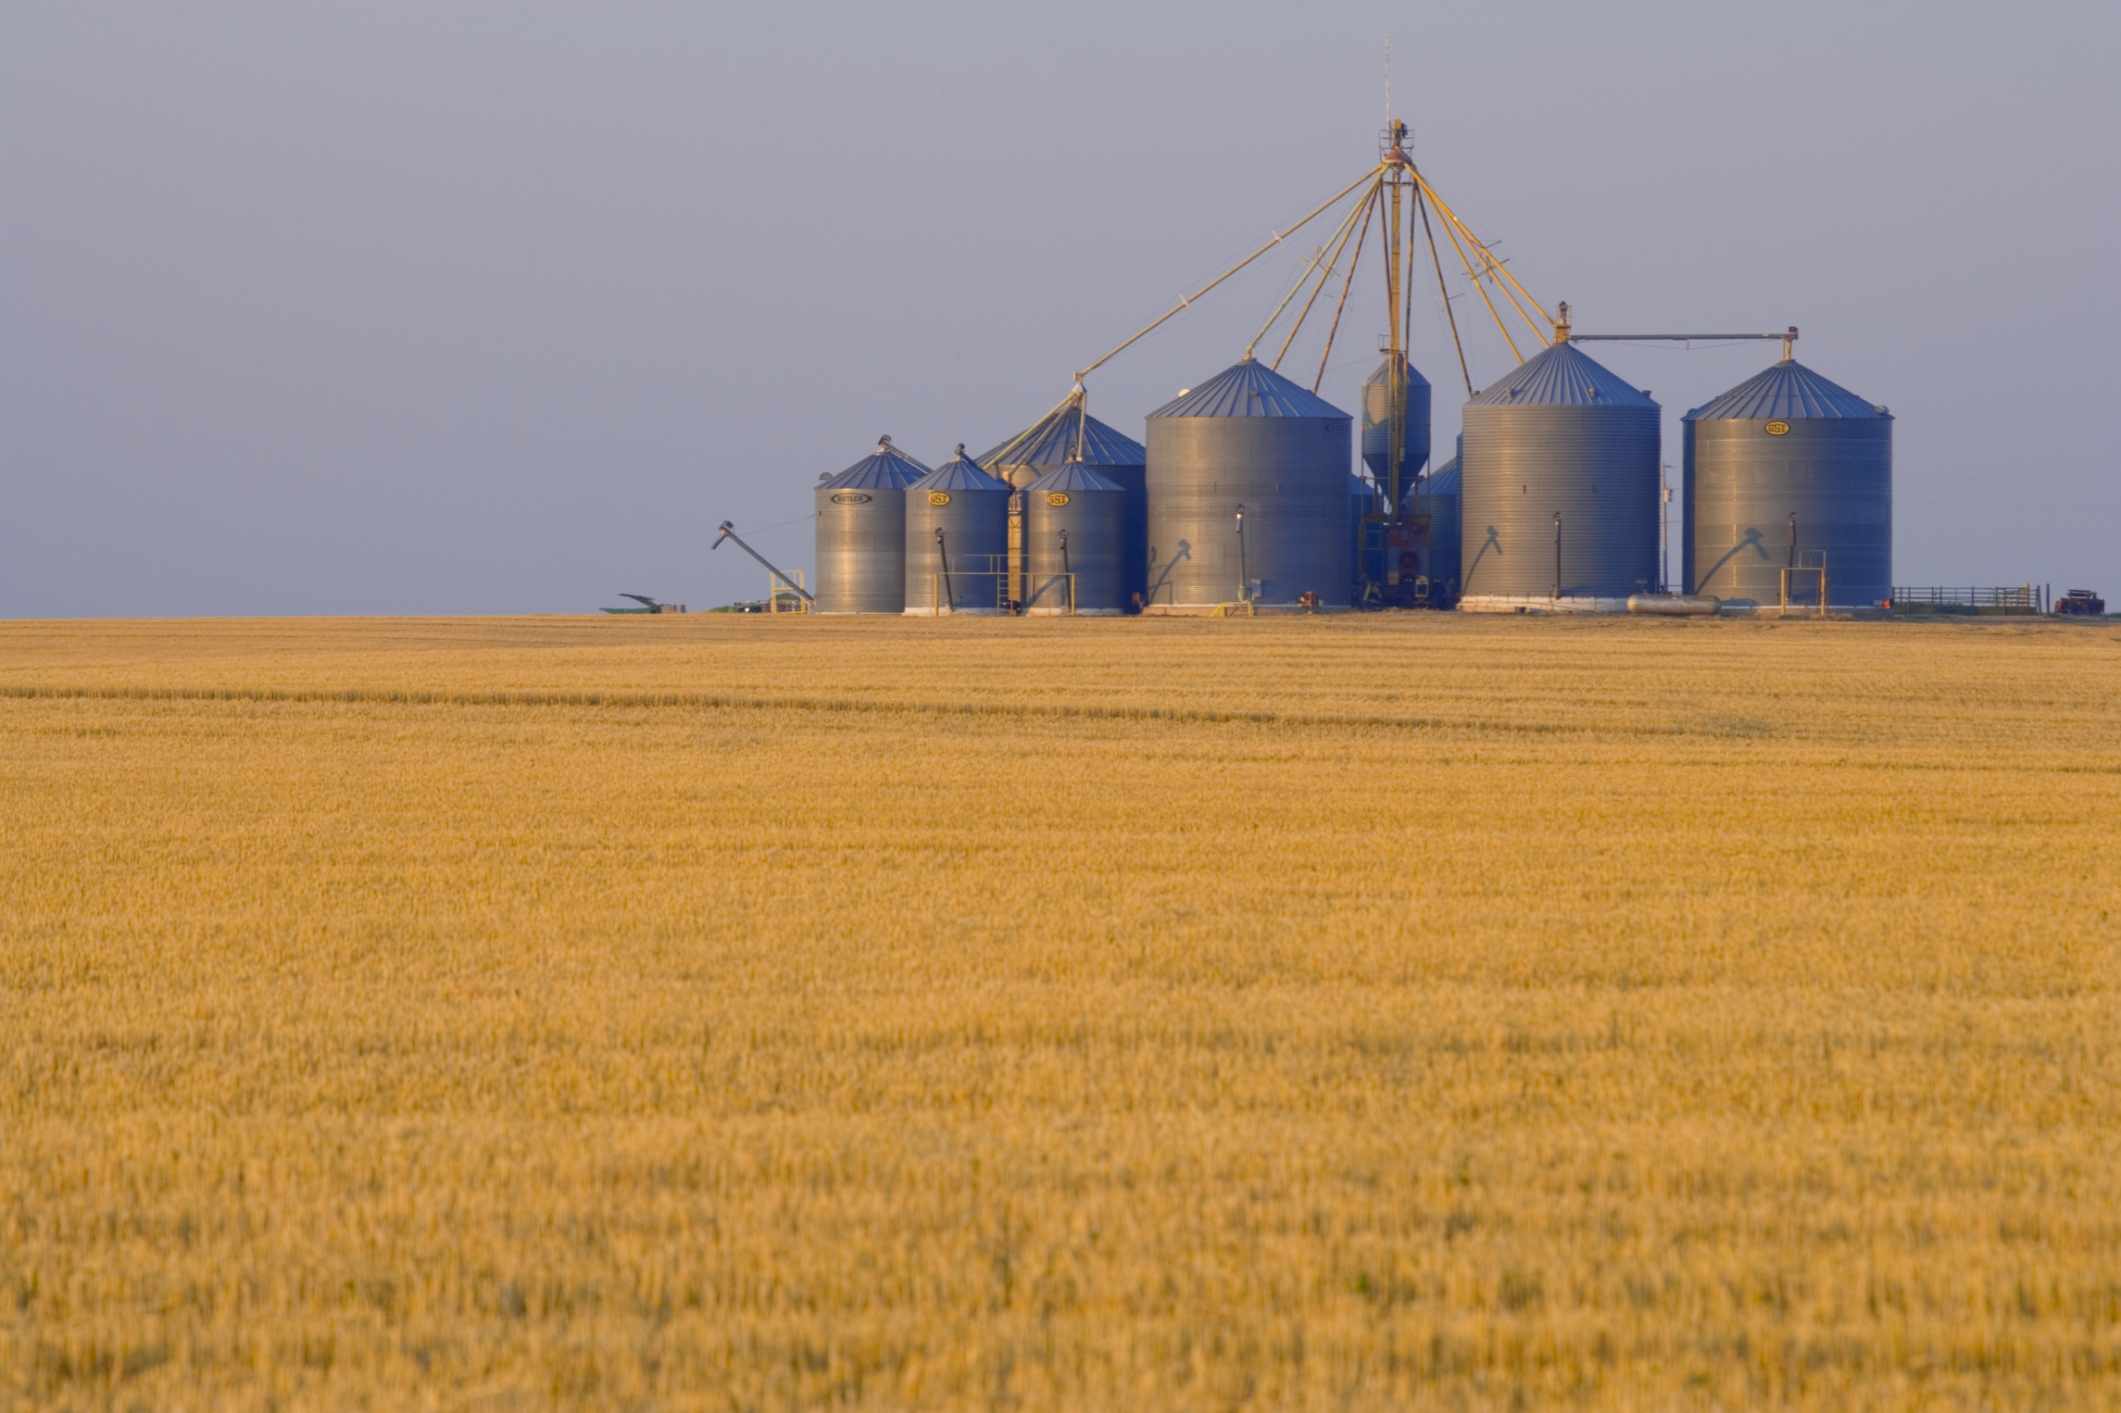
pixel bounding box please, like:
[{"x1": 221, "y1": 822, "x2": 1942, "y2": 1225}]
[
  {"x1": 1413, "y1": 485, "x2": 1461, "y2": 597},
  {"x1": 1684, "y1": 419, "x2": 1892, "y2": 605},
  {"x1": 1348, "y1": 478, "x2": 1379, "y2": 585},
  {"x1": 1101, "y1": 463, "x2": 1149, "y2": 609},
  {"x1": 1146, "y1": 418, "x2": 1352, "y2": 607},
  {"x1": 814, "y1": 487, "x2": 907, "y2": 613},
  {"x1": 1026, "y1": 487, "x2": 1127, "y2": 613},
  {"x1": 1460, "y1": 405, "x2": 1660, "y2": 598},
  {"x1": 991, "y1": 460, "x2": 1146, "y2": 609},
  {"x1": 904, "y1": 488, "x2": 1009, "y2": 612}
]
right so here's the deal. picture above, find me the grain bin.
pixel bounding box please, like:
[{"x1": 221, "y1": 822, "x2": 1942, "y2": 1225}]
[
  {"x1": 1459, "y1": 342, "x2": 1659, "y2": 608},
  {"x1": 1683, "y1": 359, "x2": 1892, "y2": 608},
  {"x1": 815, "y1": 435, "x2": 930, "y2": 614},
  {"x1": 1360, "y1": 354, "x2": 1432, "y2": 499},
  {"x1": 1024, "y1": 462, "x2": 1127, "y2": 615},
  {"x1": 1413, "y1": 435, "x2": 1463, "y2": 604},
  {"x1": 980, "y1": 400, "x2": 1147, "y2": 609},
  {"x1": 1145, "y1": 356, "x2": 1353, "y2": 610},
  {"x1": 903, "y1": 445, "x2": 1010, "y2": 615},
  {"x1": 1349, "y1": 472, "x2": 1382, "y2": 586}
]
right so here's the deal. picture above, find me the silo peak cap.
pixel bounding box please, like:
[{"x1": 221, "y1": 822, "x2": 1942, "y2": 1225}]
[
  {"x1": 1469, "y1": 342, "x2": 1656, "y2": 409},
  {"x1": 1150, "y1": 358, "x2": 1351, "y2": 420},
  {"x1": 823, "y1": 437, "x2": 931, "y2": 490},
  {"x1": 912, "y1": 452, "x2": 1009, "y2": 493},
  {"x1": 1684, "y1": 359, "x2": 1891, "y2": 421}
]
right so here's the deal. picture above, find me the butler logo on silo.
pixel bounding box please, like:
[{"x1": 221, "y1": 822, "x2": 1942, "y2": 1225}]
[
  {"x1": 830, "y1": 492, "x2": 872, "y2": 505},
  {"x1": 928, "y1": 491, "x2": 952, "y2": 507},
  {"x1": 1764, "y1": 420, "x2": 1791, "y2": 437}
]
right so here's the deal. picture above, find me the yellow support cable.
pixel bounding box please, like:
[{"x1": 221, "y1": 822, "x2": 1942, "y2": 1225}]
[
  {"x1": 1416, "y1": 187, "x2": 1475, "y2": 397},
  {"x1": 1434, "y1": 197, "x2": 1547, "y2": 348},
  {"x1": 1412, "y1": 171, "x2": 1558, "y2": 344},
  {"x1": 1402, "y1": 175, "x2": 1418, "y2": 355},
  {"x1": 1274, "y1": 174, "x2": 1379, "y2": 370},
  {"x1": 1246, "y1": 191, "x2": 1371, "y2": 360},
  {"x1": 982, "y1": 389, "x2": 1085, "y2": 472},
  {"x1": 1075, "y1": 164, "x2": 1384, "y2": 381},
  {"x1": 1435, "y1": 203, "x2": 1522, "y2": 364},
  {"x1": 1314, "y1": 187, "x2": 1380, "y2": 393}
]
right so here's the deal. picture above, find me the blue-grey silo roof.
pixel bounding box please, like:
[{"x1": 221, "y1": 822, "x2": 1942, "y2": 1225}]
[
  {"x1": 912, "y1": 446, "x2": 1010, "y2": 493},
  {"x1": 1683, "y1": 359, "x2": 1891, "y2": 422},
  {"x1": 1468, "y1": 341, "x2": 1657, "y2": 409},
  {"x1": 1365, "y1": 354, "x2": 1433, "y2": 390},
  {"x1": 822, "y1": 437, "x2": 931, "y2": 490},
  {"x1": 1150, "y1": 356, "x2": 1350, "y2": 420},
  {"x1": 979, "y1": 403, "x2": 1145, "y2": 470},
  {"x1": 1025, "y1": 461, "x2": 1123, "y2": 495},
  {"x1": 1423, "y1": 456, "x2": 1461, "y2": 496}
]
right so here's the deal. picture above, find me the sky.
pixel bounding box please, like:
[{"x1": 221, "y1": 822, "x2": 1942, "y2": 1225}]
[{"x1": 4, "y1": 0, "x2": 2117, "y2": 616}]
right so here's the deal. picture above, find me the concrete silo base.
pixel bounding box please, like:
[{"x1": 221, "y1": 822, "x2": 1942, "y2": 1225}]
[
  {"x1": 1457, "y1": 595, "x2": 1632, "y2": 615},
  {"x1": 1142, "y1": 601, "x2": 1354, "y2": 617}
]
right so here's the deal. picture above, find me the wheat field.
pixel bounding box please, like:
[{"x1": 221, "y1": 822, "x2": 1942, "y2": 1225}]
[{"x1": 2, "y1": 613, "x2": 2117, "y2": 1410}]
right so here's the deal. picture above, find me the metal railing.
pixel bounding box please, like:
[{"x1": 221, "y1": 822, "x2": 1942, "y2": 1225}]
[{"x1": 1889, "y1": 586, "x2": 2042, "y2": 613}]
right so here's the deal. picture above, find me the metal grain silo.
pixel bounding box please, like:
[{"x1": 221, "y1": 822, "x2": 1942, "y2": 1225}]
[
  {"x1": 903, "y1": 445, "x2": 1010, "y2": 615},
  {"x1": 1024, "y1": 462, "x2": 1127, "y2": 615},
  {"x1": 1145, "y1": 356, "x2": 1353, "y2": 610},
  {"x1": 1360, "y1": 354, "x2": 1432, "y2": 497},
  {"x1": 814, "y1": 435, "x2": 930, "y2": 614},
  {"x1": 1413, "y1": 435, "x2": 1463, "y2": 604},
  {"x1": 980, "y1": 400, "x2": 1148, "y2": 609},
  {"x1": 1459, "y1": 342, "x2": 1660, "y2": 607},
  {"x1": 1348, "y1": 472, "x2": 1382, "y2": 586},
  {"x1": 1683, "y1": 359, "x2": 1892, "y2": 608}
]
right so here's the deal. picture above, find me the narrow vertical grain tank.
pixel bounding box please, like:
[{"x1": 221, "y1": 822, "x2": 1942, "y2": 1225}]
[
  {"x1": 1683, "y1": 359, "x2": 1892, "y2": 607},
  {"x1": 1360, "y1": 354, "x2": 1432, "y2": 496},
  {"x1": 903, "y1": 445, "x2": 1010, "y2": 615},
  {"x1": 814, "y1": 435, "x2": 930, "y2": 614},
  {"x1": 979, "y1": 401, "x2": 1148, "y2": 609},
  {"x1": 1145, "y1": 356, "x2": 1353, "y2": 610},
  {"x1": 1023, "y1": 462, "x2": 1127, "y2": 615},
  {"x1": 1459, "y1": 342, "x2": 1660, "y2": 607},
  {"x1": 1413, "y1": 434, "x2": 1463, "y2": 604}
]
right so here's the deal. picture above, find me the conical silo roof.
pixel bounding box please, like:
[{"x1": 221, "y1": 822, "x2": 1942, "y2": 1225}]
[
  {"x1": 979, "y1": 404, "x2": 1145, "y2": 470},
  {"x1": 1469, "y1": 342, "x2": 1656, "y2": 408},
  {"x1": 911, "y1": 444, "x2": 1009, "y2": 493},
  {"x1": 1364, "y1": 354, "x2": 1432, "y2": 393},
  {"x1": 1423, "y1": 455, "x2": 1461, "y2": 497},
  {"x1": 1150, "y1": 356, "x2": 1349, "y2": 420},
  {"x1": 1025, "y1": 461, "x2": 1123, "y2": 495},
  {"x1": 1684, "y1": 359, "x2": 1890, "y2": 422},
  {"x1": 822, "y1": 435, "x2": 931, "y2": 490}
]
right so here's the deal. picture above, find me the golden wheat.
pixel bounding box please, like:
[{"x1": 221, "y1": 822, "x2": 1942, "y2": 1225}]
[{"x1": 2, "y1": 614, "x2": 2117, "y2": 1409}]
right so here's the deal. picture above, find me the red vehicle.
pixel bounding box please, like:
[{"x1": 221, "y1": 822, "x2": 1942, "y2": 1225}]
[{"x1": 2056, "y1": 588, "x2": 2107, "y2": 616}]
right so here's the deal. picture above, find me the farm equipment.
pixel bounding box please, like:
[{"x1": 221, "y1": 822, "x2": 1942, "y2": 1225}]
[
  {"x1": 601, "y1": 594, "x2": 687, "y2": 614},
  {"x1": 2055, "y1": 588, "x2": 2106, "y2": 617}
]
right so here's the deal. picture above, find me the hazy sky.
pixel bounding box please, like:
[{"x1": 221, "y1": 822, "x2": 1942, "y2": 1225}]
[{"x1": 5, "y1": 0, "x2": 2117, "y2": 615}]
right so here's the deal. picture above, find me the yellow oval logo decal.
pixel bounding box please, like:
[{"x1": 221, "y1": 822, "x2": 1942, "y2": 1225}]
[
  {"x1": 1764, "y1": 420, "x2": 1791, "y2": 437},
  {"x1": 1046, "y1": 491, "x2": 1071, "y2": 508},
  {"x1": 927, "y1": 491, "x2": 951, "y2": 507}
]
